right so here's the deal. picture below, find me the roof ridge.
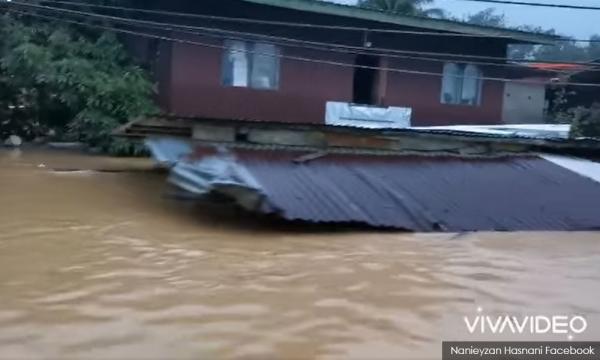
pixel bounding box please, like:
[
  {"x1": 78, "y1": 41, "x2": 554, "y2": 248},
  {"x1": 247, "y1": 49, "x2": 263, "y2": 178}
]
[{"x1": 237, "y1": 0, "x2": 559, "y2": 44}]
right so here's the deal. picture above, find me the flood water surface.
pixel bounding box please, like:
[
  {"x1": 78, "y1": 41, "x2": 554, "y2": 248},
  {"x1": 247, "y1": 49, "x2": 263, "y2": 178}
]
[{"x1": 1, "y1": 149, "x2": 599, "y2": 359}]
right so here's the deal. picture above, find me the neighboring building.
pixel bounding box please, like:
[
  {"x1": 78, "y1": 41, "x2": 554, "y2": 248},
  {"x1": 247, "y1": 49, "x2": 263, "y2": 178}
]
[
  {"x1": 500, "y1": 62, "x2": 600, "y2": 124},
  {"x1": 125, "y1": 0, "x2": 556, "y2": 127},
  {"x1": 557, "y1": 60, "x2": 600, "y2": 110},
  {"x1": 519, "y1": 60, "x2": 600, "y2": 121}
]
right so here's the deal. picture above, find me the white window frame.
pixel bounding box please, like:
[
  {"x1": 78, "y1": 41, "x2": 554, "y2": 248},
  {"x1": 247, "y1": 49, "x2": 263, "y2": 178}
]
[
  {"x1": 441, "y1": 63, "x2": 483, "y2": 106},
  {"x1": 222, "y1": 40, "x2": 280, "y2": 90}
]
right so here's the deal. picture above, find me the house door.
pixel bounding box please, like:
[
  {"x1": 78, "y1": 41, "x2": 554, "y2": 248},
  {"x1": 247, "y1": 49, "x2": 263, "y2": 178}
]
[
  {"x1": 353, "y1": 55, "x2": 380, "y2": 105},
  {"x1": 502, "y1": 82, "x2": 546, "y2": 124}
]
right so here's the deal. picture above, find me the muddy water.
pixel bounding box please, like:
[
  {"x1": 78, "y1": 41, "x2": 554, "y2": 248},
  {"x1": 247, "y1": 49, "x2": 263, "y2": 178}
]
[{"x1": 0, "y1": 148, "x2": 599, "y2": 359}]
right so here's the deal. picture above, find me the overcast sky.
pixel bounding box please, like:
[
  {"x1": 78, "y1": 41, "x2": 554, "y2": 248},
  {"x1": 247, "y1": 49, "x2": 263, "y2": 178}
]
[{"x1": 329, "y1": 0, "x2": 599, "y2": 39}]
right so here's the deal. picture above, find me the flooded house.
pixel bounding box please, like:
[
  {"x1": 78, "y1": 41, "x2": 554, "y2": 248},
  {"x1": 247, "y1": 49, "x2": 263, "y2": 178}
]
[
  {"x1": 116, "y1": 115, "x2": 600, "y2": 232},
  {"x1": 4, "y1": 2, "x2": 600, "y2": 358},
  {"x1": 110, "y1": 0, "x2": 600, "y2": 231}
]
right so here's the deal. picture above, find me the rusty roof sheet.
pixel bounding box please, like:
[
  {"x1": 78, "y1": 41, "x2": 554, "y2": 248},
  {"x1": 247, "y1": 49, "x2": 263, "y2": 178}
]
[
  {"x1": 526, "y1": 63, "x2": 590, "y2": 72},
  {"x1": 148, "y1": 140, "x2": 600, "y2": 231}
]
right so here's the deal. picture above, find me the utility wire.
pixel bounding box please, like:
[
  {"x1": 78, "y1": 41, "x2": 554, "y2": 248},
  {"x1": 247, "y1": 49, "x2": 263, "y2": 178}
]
[
  {"x1": 3, "y1": 1, "x2": 578, "y2": 73},
  {"x1": 46, "y1": 8, "x2": 600, "y2": 73},
  {"x1": 159, "y1": 26, "x2": 588, "y2": 73},
  {"x1": 28, "y1": 0, "x2": 600, "y2": 44},
  {"x1": 457, "y1": 0, "x2": 600, "y2": 11},
  {"x1": 19, "y1": 0, "x2": 598, "y2": 43},
  {"x1": 6, "y1": 0, "x2": 600, "y2": 69},
  {"x1": 7, "y1": 9, "x2": 600, "y2": 88}
]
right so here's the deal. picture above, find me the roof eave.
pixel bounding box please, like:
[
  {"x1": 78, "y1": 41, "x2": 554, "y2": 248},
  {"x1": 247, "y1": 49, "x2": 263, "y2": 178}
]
[
  {"x1": 240, "y1": 0, "x2": 559, "y2": 44},
  {"x1": 567, "y1": 58, "x2": 600, "y2": 80}
]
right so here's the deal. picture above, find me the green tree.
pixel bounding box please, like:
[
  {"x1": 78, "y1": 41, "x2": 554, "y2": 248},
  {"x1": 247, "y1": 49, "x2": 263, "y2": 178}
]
[
  {"x1": 465, "y1": 8, "x2": 505, "y2": 27},
  {"x1": 0, "y1": 13, "x2": 156, "y2": 154},
  {"x1": 587, "y1": 35, "x2": 600, "y2": 60},
  {"x1": 463, "y1": 8, "x2": 599, "y2": 61},
  {"x1": 357, "y1": 0, "x2": 445, "y2": 17},
  {"x1": 532, "y1": 41, "x2": 589, "y2": 62},
  {"x1": 571, "y1": 104, "x2": 600, "y2": 138}
]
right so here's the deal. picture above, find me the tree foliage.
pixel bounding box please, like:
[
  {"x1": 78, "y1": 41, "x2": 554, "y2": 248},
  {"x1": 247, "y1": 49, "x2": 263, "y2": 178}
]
[
  {"x1": 570, "y1": 104, "x2": 600, "y2": 138},
  {"x1": 357, "y1": 0, "x2": 445, "y2": 17},
  {"x1": 463, "y1": 8, "x2": 599, "y2": 62},
  {"x1": 465, "y1": 8, "x2": 505, "y2": 27},
  {"x1": 0, "y1": 14, "x2": 156, "y2": 154}
]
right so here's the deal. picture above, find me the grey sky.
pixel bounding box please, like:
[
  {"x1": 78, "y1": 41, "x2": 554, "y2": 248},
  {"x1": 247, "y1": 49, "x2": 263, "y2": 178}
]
[{"x1": 329, "y1": 0, "x2": 599, "y2": 39}]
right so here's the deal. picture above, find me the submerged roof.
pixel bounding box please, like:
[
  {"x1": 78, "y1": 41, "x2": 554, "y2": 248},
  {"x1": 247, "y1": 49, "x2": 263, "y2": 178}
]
[
  {"x1": 239, "y1": 0, "x2": 558, "y2": 44},
  {"x1": 147, "y1": 139, "x2": 600, "y2": 232},
  {"x1": 412, "y1": 124, "x2": 573, "y2": 139},
  {"x1": 119, "y1": 116, "x2": 600, "y2": 153}
]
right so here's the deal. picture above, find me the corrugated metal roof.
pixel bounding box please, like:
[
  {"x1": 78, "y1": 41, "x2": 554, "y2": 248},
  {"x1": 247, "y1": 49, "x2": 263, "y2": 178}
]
[
  {"x1": 526, "y1": 63, "x2": 589, "y2": 72},
  {"x1": 123, "y1": 116, "x2": 600, "y2": 146},
  {"x1": 145, "y1": 137, "x2": 193, "y2": 166},
  {"x1": 238, "y1": 152, "x2": 600, "y2": 231},
  {"x1": 542, "y1": 155, "x2": 600, "y2": 184},
  {"x1": 411, "y1": 124, "x2": 572, "y2": 140},
  {"x1": 147, "y1": 139, "x2": 600, "y2": 232}
]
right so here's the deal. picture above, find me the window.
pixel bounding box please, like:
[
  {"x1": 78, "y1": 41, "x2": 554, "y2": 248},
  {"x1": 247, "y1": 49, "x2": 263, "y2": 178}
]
[
  {"x1": 441, "y1": 63, "x2": 483, "y2": 106},
  {"x1": 222, "y1": 40, "x2": 280, "y2": 90}
]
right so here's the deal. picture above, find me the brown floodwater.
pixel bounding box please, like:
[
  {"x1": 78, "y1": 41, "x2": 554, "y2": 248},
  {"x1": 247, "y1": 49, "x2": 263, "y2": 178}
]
[{"x1": 0, "y1": 148, "x2": 599, "y2": 359}]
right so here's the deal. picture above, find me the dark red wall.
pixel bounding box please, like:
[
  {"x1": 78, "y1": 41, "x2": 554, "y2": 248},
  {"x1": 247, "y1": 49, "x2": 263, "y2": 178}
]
[
  {"x1": 164, "y1": 39, "x2": 504, "y2": 126},
  {"x1": 383, "y1": 59, "x2": 505, "y2": 125},
  {"x1": 167, "y1": 37, "x2": 354, "y2": 124}
]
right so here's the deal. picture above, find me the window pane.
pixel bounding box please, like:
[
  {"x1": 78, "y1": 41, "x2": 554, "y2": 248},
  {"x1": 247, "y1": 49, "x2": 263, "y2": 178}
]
[
  {"x1": 461, "y1": 64, "x2": 482, "y2": 105},
  {"x1": 250, "y1": 43, "x2": 279, "y2": 90},
  {"x1": 441, "y1": 63, "x2": 462, "y2": 104},
  {"x1": 222, "y1": 40, "x2": 249, "y2": 87}
]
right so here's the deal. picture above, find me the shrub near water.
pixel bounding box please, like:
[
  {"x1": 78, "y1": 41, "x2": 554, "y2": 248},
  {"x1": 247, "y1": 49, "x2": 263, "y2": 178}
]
[
  {"x1": 571, "y1": 104, "x2": 600, "y2": 139},
  {"x1": 0, "y1": 14, "x2": 156, "y2": 154}
]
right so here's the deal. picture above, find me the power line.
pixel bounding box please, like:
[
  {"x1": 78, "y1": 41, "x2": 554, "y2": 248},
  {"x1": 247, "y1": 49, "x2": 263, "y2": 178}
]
[
  {"x1": 6, "y1": 0, "x2": 600, "y2": 69},
  {"x1": 25, "y1": 0, "x2": 538, "y2": 38},
  {"x1": 28, "y1": 0, "x2": 600, "y2": 44},
  {"x1": 2, "y1": 1, "x2": 574, "y2": 73},
  {"x1": 19, "y1": 0, "x2": 600, "y2": 44},
  {"x1": 48, "y1": 8, "x2": 600, "y2": 73},
  {"x1": 169, "y1": 27, "x2": 588, "y2": 73},
  {"x1": 457, "y1": 0, "x2": 600, "y2": 10},
  {"x1": 7, "y1": 9, "x2": 600, "y2": 88}
]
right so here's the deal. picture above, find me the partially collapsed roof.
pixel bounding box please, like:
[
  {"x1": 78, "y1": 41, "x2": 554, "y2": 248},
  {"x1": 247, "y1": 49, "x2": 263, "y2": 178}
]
[
  {"x1": 238, "y1": 0, "x2": 559, "y2": 44},
  {"x1": 147, "y1": 138, "x2": 600, "y2": 232}
]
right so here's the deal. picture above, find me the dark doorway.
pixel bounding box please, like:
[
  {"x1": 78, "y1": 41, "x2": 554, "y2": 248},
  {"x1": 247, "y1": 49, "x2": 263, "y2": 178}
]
[{"x1": 353, "y1": 55, "x2": 380, "y2": 105}]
